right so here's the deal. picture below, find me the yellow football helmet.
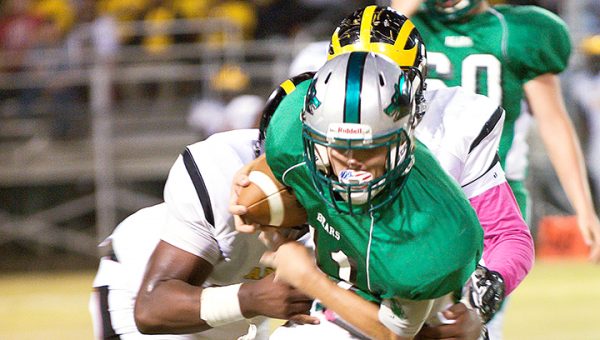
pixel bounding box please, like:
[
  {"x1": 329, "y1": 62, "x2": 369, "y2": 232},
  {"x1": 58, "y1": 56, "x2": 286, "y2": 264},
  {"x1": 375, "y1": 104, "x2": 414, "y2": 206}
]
[{"x1": 328, "y1": 6, "x2": 426, "y2": 77}]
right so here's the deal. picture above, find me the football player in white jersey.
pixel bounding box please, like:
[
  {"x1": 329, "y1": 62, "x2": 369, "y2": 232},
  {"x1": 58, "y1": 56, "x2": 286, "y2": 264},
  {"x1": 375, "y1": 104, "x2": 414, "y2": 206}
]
[
  {"x1": 89, "y1": 74, "x2": 318, "y2": 340},
  {"x1": 232, "y1": 6, "x2": 533, "y2": 339}
]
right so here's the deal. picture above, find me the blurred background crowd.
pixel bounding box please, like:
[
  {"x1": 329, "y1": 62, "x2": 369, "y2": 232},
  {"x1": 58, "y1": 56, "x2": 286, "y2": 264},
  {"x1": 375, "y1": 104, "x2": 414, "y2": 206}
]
[{"x1": 0, "y1": 0, "x2": 599, "y2": 270}]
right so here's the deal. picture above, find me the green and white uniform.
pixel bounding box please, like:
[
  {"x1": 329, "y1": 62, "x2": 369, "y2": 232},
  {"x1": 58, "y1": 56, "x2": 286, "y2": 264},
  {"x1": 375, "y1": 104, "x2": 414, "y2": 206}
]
[
  {"x1": 265, "y1": 80, "x2": 483, "y2": 334},
  {"x1": 411, "y1": 5, "x2": 571, "y2": 220}
]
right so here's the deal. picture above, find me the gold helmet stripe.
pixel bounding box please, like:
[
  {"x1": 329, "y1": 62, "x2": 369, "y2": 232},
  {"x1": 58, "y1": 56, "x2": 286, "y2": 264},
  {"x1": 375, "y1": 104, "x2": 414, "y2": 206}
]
[
  {"x1": 396, "y1": 19, "x2": 415, "y2": 49},
  {"x1": 279, "y1": 79, "x2": 296, "y2": 94},
  {"x1": 328, "y1": 43, "x2": 417, "y2": 67},
  {"x1": 359, "y1": 5, "x2": 377, "y2": 51},
  {"x1": 394, "y1": 19, "x2": 418, "y2": 67}
]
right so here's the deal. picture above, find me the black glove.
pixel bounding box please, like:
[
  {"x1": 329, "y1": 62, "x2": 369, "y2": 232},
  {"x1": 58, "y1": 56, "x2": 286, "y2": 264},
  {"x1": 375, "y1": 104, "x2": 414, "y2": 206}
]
[{"x1": 463, "y1": 264, "x2": 506, "y2": 324}]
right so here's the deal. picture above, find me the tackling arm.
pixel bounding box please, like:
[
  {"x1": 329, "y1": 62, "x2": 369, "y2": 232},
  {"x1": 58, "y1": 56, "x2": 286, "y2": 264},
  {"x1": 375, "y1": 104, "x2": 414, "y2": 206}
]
[
  {"x1": 134, "y1": 241, "x2": 214, "y2": 333},
  {"x1": 460, "y1": 101, "x2": 534, "y2": 295},
  {"x1": 525, "y1": 73, "x2": 600, "y2": 263},
  {"x1": 469, "y1": 182, "x2": 534, "y2": 295},
  {"x1": 135, "y1": 241, "x2": 315, "y2": 334}
]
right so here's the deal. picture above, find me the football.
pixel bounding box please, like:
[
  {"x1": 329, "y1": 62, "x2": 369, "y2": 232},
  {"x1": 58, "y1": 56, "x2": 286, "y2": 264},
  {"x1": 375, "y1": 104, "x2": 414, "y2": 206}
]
[{"x1": 237, "y1": 154, "x2": 307, "y2": 228}]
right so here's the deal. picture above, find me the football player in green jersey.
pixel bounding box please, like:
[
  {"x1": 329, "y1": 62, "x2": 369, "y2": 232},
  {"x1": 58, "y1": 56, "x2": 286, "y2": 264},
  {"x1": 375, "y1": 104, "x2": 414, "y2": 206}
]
[
  {"x1": 272, "y1": 51, "x2": 483, "y2": 339},
  {"x1": 392, "y1": 0, "x2": 600, "y2": 264},
  {"x1": 233, "y1": 6, "x2": 526, "y2": 339}
]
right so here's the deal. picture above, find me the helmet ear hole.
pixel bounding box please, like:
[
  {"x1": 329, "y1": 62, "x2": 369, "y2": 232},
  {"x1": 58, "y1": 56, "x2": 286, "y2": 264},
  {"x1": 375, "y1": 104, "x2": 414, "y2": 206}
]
[
  {"x1": 324, "y1": 72, "x2": 333, "y2": 84},
  {"x1": 379, "y1": 73, "x2": 386, "y2": 86}
]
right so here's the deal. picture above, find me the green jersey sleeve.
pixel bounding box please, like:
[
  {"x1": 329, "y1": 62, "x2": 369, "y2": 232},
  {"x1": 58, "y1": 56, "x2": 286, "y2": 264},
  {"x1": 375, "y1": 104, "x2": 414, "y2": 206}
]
[
  {"x1": 264, "y1": 80, "x2": 311, "y2": 183},
  {"x1": 501, "y1": 5, "x2": 571, "y2": 81}
]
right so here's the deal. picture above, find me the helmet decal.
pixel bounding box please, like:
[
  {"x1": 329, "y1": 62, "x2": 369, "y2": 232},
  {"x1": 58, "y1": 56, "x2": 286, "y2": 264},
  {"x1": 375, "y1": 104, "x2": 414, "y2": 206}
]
[
  {"x1": 384, "y1": 75, "x2": 410, "y2": 121},
  {"x1": 305, "y1": 79, "x2": 321, "y2": 115}
]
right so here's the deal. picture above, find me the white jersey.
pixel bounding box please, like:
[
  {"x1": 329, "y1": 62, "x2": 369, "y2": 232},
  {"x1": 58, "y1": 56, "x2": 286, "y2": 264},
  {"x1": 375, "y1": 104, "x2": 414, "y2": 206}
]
[
  {"x1": 161, "y1": 129, "x2": 270, "y2": 286},
  {"x1": 416, "y1": 86, "x2": 506, "y2": 198},
  {"x1": 91, "y1": 129, "x2": 272, "y2": 340}
]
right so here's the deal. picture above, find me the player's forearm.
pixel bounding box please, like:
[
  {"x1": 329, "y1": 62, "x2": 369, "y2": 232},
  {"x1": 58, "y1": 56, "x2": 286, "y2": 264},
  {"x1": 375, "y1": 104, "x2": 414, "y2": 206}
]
[
  {"x1": 299, "y1": 271, "x2": 403, "y2": 340},
  {"x1": 469, "y1": 183, "x2": 534, "y2": 295},
  {"x1": 538, "y1": 116, "x2": 595, "y2": 217},
  {"x1": 135, "y1": 279, "x2": 211, "y2": 334},
  {"x1": 527, "y1": 74, "x2": 596, "y2": 218}
]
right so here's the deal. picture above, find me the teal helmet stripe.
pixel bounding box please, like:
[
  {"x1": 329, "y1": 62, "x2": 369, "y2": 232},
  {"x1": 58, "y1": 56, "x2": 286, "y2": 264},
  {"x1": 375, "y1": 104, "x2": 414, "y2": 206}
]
[{"x1": 344, "y1": 52, "x2": 368, "y2": 124}]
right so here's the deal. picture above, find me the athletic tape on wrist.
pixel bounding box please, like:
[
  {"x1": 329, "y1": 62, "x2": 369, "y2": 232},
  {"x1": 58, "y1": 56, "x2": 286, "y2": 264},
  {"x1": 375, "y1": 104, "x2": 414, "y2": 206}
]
[{"x1": 200, "y1": 284, "x2": 245, "y2": 327}]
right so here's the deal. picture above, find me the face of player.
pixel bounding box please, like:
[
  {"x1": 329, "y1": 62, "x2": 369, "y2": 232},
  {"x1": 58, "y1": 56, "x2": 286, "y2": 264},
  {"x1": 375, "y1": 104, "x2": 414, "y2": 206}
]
[{"x1": 327, "y1": 146, "x2": 388, "y2": 182}]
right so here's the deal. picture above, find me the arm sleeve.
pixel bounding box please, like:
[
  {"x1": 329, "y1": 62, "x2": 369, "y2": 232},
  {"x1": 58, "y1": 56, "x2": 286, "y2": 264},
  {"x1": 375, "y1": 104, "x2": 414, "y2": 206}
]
[
  {"x1": 469, "y1": 182, "x2": 534, "y2": 295},
  {"x1": 161, "y1": 155, "x2": 222, "y2": 265}
]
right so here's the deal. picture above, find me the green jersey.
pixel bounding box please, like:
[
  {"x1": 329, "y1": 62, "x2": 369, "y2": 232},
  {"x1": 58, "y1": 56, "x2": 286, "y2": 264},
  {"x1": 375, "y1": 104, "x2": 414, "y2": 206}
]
[
  {"x1": 265, "y1": 80, "x2": 483, "y2": 302},
  {"x1": 411, "y1": 5, "x2": 571, "y2": 182}
]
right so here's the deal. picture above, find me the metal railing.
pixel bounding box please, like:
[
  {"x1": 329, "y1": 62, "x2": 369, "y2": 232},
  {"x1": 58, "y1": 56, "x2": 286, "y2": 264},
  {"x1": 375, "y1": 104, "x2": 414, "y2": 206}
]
[{"x1": 0, "y1": 17, "x2": 314, "y2": 257}]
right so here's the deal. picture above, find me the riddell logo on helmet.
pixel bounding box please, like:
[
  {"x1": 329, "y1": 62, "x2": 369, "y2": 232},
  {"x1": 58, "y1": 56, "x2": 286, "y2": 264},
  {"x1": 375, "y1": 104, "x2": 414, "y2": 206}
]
[
  {"x1": 338, "y1": 126, "x2": 364, "y2": 134},
  {"x1": 328, "y1": 123, "x2": 372, "y2": 139}
]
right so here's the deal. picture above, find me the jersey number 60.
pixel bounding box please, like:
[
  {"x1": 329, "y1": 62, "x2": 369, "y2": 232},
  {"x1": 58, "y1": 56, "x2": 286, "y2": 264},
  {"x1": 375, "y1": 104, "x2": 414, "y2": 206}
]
[{"x1": 427, "y1": 52, "x2": 502, "y2": 107}]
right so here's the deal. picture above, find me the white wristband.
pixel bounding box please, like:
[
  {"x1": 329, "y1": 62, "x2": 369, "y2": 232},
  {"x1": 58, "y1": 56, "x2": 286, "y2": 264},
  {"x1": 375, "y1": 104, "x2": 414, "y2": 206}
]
[{"x1": 200, "y1": 284, "x2": 245, "y2": 327}]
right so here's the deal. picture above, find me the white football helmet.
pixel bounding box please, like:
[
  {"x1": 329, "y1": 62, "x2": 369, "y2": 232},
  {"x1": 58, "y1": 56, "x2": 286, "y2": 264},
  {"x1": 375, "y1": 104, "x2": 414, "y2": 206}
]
[{"x1": 302, "y1": 51, "x2": 419, "y2": 214}]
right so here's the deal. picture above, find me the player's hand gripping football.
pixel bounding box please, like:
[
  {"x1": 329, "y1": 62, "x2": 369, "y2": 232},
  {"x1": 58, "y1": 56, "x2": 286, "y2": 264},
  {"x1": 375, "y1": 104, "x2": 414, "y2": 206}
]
[
  {"x1": 229, "y1": 159, "x2": 285, "y2": 249},
  {"x1": 229, "y1": 155, "x2": 307, "y2": 249},
  {"x1": 229, "y1": 159, "x2": 260, "y2": 234},
  {"x1": 239, "y1": 272, "x2": 318, "y2": 325}
]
